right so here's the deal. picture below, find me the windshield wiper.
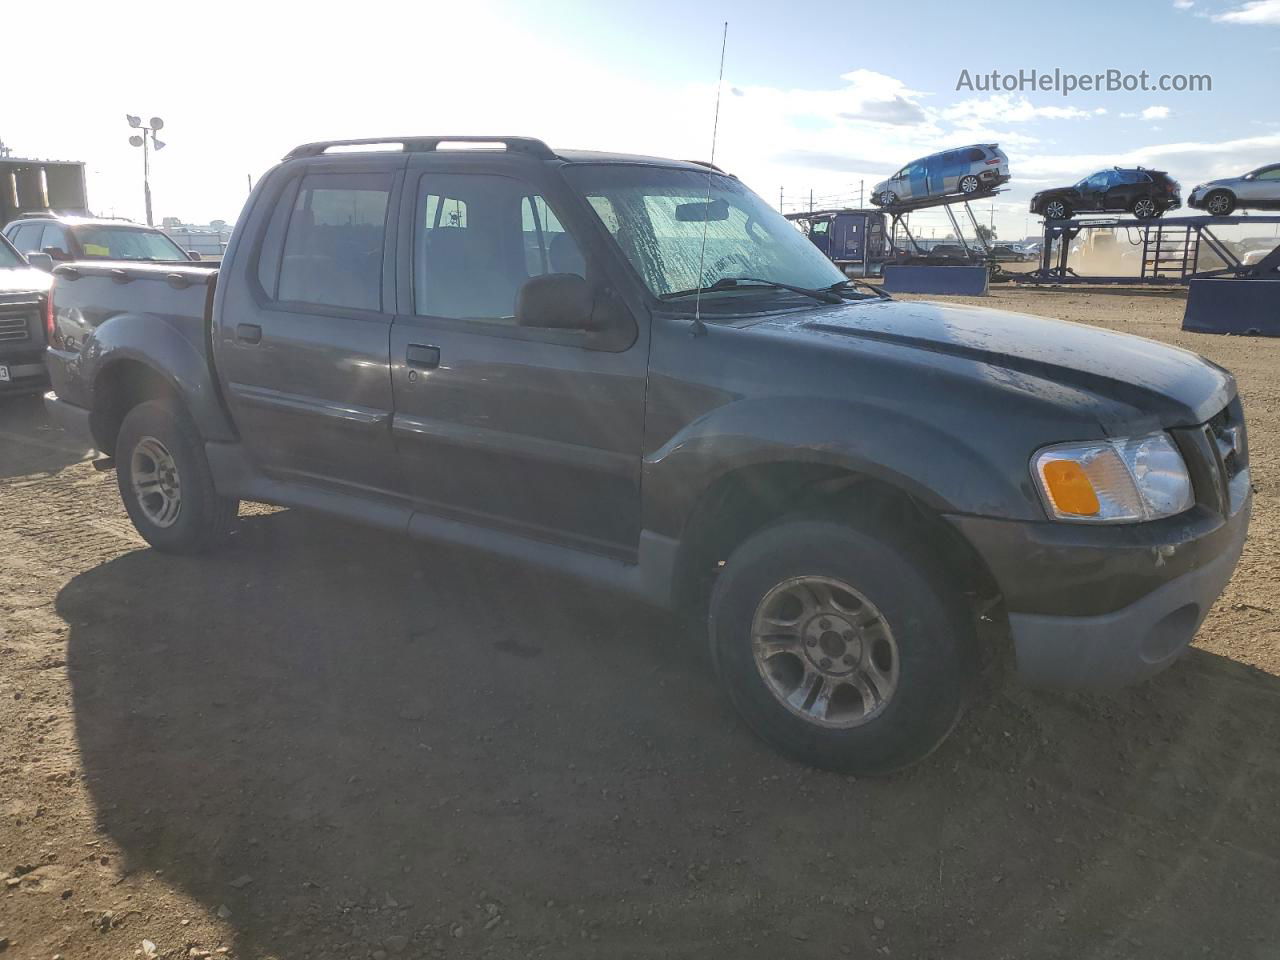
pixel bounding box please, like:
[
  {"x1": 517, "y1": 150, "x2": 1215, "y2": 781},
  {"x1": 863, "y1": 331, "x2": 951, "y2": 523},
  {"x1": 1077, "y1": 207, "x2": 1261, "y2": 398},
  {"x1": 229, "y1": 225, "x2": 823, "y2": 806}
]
[
  {"x1": 661, "y1": 276, "x2": 844, "y2": 305},
  {"x1": 827, "y1": 278, "x2": 891, "y2": 300}
]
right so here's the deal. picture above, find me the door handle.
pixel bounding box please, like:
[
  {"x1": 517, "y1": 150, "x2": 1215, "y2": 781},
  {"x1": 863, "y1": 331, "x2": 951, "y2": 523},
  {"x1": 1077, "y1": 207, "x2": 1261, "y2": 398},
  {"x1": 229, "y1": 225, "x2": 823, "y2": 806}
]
[
  {"x1": 406, "y1": 344, "x2": 440, "y2": 369},
  {"x1": 236, "y1": 323, "x2": 262, "y2": 345}
]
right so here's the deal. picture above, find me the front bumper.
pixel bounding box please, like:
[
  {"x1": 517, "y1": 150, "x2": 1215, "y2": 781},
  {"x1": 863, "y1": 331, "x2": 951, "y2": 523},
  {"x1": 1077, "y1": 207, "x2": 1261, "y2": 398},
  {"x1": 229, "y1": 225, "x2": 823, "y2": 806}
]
[{"x1": 949, "y1": 474, "x2": 1251, "y2": 689}]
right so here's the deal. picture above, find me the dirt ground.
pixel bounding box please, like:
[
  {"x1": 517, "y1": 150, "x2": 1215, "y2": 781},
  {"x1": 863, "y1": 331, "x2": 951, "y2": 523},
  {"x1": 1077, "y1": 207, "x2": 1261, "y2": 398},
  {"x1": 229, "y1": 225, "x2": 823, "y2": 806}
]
[{"x1": 2, "y1": 286, "x2": 1279, "y2": 960}]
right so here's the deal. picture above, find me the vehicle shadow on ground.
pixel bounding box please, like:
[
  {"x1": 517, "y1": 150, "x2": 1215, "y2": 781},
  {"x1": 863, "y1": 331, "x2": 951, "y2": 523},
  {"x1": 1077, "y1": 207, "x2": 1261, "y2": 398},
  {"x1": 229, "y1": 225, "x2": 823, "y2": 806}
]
[
  {"x1": 0, "y1": 392, "x2": 91, "y2": 479},
  {"x1": 60, "y1": 509, "x2": 1280, "y2": 960}
]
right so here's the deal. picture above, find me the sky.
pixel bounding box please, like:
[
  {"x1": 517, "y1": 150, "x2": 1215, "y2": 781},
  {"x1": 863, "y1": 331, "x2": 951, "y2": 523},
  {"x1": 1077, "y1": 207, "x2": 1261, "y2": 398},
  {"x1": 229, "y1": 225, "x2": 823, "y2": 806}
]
[{"x1": 3, "y1": 0, "x2": 1278, "y2": 241}]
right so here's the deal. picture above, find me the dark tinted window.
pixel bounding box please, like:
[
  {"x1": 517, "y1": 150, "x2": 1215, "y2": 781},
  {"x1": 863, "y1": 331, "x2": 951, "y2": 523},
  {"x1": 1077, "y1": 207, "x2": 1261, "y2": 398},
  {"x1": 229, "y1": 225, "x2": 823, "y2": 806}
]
[
  {"x1": 277, "y1": 172, "x2": 391, "y2": 311},
  {"x1": 413, "y1": 173, "x2": 585, "y2": 323},
  {"x1": 941, "y1": 151, "x2": 959, "y2": 164},
  {"x1": 965, "y1": 148, "x2": 986, "y2": 162}
]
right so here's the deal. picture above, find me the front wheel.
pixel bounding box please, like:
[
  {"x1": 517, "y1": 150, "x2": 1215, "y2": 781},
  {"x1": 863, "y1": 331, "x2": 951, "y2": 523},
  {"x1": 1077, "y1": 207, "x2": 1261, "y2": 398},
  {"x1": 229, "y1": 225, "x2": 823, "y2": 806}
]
[
  {"x1": 1204, "y1": 190, "x2": 1235, "y2": 217},
  {"x1": 879, "y1": 190, "x2": 898, "y2": 206},
  {"x1": 709, "y1": 520, "x2": 972, "y2": 774},
  {"x1": 116, "y1": 400, "x2": 239, "y2": 553}
]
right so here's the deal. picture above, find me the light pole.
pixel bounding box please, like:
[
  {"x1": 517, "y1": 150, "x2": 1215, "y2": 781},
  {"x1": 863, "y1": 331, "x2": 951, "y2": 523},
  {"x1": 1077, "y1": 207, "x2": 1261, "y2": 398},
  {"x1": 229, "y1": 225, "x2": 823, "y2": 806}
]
[{"x1": 127, "y1": 115, "x2": 165, "y2": 226}]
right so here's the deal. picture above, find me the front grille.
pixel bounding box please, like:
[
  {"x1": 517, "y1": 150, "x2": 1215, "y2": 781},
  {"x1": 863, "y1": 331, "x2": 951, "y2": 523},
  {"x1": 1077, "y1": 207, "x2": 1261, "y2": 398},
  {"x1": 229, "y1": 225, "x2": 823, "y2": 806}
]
[
  {"x1": 0, "y1": 306, "x2": 35, "y2": 344},
  {"x1": 1174, "y1": 398, "x2": 1249, "y2": 516},
  {"x1": 1207, "y1": 399, "x2": 1248, "y2": 481}
]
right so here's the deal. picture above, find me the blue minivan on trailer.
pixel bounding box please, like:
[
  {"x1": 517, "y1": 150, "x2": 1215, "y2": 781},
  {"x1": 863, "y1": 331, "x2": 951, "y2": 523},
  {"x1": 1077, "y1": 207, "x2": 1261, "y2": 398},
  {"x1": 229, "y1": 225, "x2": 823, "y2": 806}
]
[{"x1": 871, "y1": 144, "x2": 1009, "y2": 207}]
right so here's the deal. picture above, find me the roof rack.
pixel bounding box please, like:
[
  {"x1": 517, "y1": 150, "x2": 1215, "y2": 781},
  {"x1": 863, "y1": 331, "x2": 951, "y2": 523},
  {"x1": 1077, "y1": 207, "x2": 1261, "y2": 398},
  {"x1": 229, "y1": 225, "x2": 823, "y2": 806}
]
[{"x1": 283, "y1": 136, "x2": 556, "y2": 161}]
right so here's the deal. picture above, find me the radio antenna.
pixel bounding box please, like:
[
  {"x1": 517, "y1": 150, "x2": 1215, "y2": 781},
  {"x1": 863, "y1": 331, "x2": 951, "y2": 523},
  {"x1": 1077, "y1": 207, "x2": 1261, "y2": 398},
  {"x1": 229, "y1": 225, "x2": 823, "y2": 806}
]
[{"x1": 691, "y1": 21, "x2": 728, "y2": 337}]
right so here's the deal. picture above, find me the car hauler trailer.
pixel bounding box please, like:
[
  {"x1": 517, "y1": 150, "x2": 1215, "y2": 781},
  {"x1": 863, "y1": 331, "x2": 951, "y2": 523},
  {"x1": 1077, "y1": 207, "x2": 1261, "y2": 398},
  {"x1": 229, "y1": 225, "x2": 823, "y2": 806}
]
[{"x1": 0, "y1": 157, "x2": 89, "y2": 225}]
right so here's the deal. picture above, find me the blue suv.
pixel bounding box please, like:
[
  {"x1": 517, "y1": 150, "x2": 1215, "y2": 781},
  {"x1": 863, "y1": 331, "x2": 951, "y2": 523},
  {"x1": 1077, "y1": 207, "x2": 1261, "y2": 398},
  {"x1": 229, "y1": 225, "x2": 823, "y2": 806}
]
[{"x1": 871, "y1": 144, "x2": 1010, "y2": 206}]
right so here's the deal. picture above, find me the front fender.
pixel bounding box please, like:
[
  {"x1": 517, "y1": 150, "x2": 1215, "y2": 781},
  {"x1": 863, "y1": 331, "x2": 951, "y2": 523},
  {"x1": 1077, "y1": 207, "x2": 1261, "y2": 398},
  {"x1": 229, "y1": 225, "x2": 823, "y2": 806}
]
[{"x1": 643, "y1": 395, "x2": 1039, "y2": 538}]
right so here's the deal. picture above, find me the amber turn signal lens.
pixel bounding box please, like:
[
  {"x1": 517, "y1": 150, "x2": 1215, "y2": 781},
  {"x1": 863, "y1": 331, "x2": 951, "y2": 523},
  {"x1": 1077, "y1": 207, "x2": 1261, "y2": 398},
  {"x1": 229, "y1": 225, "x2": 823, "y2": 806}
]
[{"x1": 1040, "y1": 460, "x2": 1101, "y2": 516}]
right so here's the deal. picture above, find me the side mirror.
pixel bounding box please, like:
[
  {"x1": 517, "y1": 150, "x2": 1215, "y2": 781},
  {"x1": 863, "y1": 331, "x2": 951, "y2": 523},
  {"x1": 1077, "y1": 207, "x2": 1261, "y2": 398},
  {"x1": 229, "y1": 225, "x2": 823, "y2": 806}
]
[
  {"x1": 25, "y1": 252, "x2": 54, "y2": 272},
  {"x1": 187, "y1": 250, "x2": 203, "y2": 261},
  {"x1": 515, "y1": 273, "x2": 593, "y2": 330}
]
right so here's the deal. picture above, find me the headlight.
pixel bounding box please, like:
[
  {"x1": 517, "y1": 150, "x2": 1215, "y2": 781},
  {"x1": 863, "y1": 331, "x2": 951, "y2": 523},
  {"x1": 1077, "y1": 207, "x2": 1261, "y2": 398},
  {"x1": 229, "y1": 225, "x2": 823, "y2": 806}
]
[{"x1": 1032, "y1": 432, "x2": 1194, "y2": 523}]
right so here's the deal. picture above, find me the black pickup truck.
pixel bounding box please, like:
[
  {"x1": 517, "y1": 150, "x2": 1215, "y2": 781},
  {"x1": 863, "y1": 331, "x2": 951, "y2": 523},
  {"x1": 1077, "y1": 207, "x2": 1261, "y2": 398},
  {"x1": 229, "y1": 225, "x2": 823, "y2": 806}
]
[{"x1": 43, "y1": 136, "x2": 1251, "y2": 774}]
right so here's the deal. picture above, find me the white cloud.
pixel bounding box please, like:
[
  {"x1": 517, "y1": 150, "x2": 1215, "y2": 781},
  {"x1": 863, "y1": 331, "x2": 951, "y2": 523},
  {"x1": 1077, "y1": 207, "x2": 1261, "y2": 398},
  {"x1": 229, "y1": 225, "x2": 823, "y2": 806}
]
[
  {"x1": 1214, "y1": 0, "x2": 1280, "y2": 23},
  {"x1": 1121, "y1": 106, "x2": 1172, "y2": 120},
  {"x1": 1173, "y1": 0, "x2": 1194, "y2": 9},
  {"x1": 943, "y1": 94, "x2": 1098, "y2": 125}
]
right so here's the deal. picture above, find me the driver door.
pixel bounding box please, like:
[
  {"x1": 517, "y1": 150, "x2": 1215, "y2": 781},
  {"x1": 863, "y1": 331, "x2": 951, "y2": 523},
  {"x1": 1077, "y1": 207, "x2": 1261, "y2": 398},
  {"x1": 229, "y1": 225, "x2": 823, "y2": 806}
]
[{"x1": 388, "y1": 157, "x2": 648, "y2": 557}]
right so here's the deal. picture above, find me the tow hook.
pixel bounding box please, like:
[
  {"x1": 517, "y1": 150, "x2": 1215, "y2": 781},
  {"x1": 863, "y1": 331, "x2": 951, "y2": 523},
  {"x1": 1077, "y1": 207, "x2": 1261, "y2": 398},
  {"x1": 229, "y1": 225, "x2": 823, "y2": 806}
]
[{"x1": 91, "y1": 457, "x2": 116, "y2": 472}]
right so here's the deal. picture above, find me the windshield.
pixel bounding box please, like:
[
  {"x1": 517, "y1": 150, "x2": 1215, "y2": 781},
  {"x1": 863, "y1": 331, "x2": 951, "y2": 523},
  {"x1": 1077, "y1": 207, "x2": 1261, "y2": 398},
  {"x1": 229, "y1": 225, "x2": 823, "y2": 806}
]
[
  {"x1": 563, "y1": 165, "x2": 845, "y2": 299},
  {"x1": 71, "y1": 225, "x2": 189, "y2": 262},
  {"x1": 0, "y1": 235, "x2": 23, "y2": 269}
]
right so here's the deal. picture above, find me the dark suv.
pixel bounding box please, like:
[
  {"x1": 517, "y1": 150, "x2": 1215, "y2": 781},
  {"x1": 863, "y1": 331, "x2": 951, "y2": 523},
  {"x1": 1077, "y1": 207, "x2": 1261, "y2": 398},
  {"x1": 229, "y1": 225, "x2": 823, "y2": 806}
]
[
  {"x1": 1030, "y1": 168, "x2": 1181, "y2": 221},
  {"x1": 3, "y1": 215, "x2": 198, "y2": 266}
]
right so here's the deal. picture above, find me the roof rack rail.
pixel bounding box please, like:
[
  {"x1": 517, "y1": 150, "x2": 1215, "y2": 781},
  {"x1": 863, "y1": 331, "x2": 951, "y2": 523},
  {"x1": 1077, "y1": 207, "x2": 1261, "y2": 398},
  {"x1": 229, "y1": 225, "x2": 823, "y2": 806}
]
[{"x1": 283, "y1": 136, "x2": 556, "y2": 161}]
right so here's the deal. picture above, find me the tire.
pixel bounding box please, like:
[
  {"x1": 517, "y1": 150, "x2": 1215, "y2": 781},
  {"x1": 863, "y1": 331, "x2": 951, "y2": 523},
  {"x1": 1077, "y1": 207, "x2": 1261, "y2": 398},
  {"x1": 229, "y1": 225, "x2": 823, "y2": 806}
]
[
  {"x1": 115, "y1": 399, "x2": 238, "y2": 553},
  {"x1": 1204, "y1": 190, "x2": 1235, "y2": 217},
  {"x1": 879, "y1": 190, "x2": 898, "y2": 206},
  {"x1": 709, "y1": 519, "x2": 973, "y2": 775},
  {"x1": 958, "y1": 174, "x2": 980, "y2": 195},
  {"x1": 1132, "y1": 196, "x2": 1161, "y2": 220},
  {"x1": 1043, "y1": 198, "x2": 1071, "y2": 220}
]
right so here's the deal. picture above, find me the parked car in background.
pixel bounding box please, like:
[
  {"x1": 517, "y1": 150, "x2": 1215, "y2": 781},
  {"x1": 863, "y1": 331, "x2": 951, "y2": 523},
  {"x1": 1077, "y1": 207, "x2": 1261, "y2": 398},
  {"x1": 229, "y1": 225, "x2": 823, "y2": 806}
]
[
  {"x1": 1188, "y1": 163, "x2": 1280, "y2": 216},
  {"x1": 0, "y1": 232, "x2": 52, "y2": 396},
  {"x1": 926, "y1": 242, "x2": 972, "y2": 260},
  {"x1": 3, "y1": 215, "x2": 202, "y2": 267},
  {"x1": 1031, "y1": 168, "x2": 1181, "y2": 221},
  {"x1": 43, "y1": 135, "x2": 1250, "y2": 775},
  {"x1": 988, "y1": 244, "x2": 1033, "y2": 262},
  {"x1": 871, "y1": 145, "x2": 1009, "y2": 207}
]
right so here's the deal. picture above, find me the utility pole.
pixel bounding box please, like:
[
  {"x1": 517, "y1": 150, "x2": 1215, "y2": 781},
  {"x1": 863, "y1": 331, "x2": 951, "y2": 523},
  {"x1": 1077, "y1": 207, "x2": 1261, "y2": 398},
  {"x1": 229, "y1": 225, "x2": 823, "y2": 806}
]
[
  {"x1": 779, "y1": 186, "x2": 783, "y2": 211},
  {"x1": 126, "y1": 115, "x2": 166, "y2": 226},
  {"x1": 809, "y1": 188, "x2": 813, "y2": 213}
]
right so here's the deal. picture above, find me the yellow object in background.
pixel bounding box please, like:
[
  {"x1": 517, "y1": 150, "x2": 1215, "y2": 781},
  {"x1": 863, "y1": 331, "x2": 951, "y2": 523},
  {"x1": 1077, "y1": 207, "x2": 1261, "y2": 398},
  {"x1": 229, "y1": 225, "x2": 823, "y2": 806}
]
[{"x1": 82, "y1": 243, "x2": 111, "y2": 256}]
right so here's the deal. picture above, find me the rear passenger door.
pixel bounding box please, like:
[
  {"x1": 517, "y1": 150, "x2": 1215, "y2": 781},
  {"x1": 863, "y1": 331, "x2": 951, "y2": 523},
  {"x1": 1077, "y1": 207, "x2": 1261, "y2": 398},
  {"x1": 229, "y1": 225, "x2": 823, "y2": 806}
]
[
  {"x1": 212, "y1": 160, "x2": 404, "y2": 498},
  {"x1": 387, "y1": 155, "x2": 648, "y2": 557}
]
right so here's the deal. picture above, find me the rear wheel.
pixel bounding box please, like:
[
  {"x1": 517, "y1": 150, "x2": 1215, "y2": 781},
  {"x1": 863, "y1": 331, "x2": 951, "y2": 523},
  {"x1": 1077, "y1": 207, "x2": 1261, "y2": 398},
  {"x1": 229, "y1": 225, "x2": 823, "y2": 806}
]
[
  {"x1": 709, "y1": 519, "x2": 972, "y2": 774},
  {"x1": 1132, "y1": 196, "x2": 1161, "y2": 220},
  {"x1": 1204, "y1": 190, "x2": 1235, "y2": 217},
  {"x1": 1043, "y1": 198, "x2": 1071, "y2": 220},
  {"x1": 116, "y1": 400, "x2": 238, "y2": 553},
  {"x1": 958, "y1": 174, "x2": 980, "y2": 195}
]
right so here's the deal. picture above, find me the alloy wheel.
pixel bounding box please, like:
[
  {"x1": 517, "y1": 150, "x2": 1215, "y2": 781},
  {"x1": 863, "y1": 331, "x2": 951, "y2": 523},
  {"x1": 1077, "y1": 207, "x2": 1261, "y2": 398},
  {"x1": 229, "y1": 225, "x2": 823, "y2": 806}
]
[
  {"x1": 130, "y1": 436, "x2": 182, "y2": 528},
  {"x1": 751, "y1": 576, "x2": 900, "y2": 729}
]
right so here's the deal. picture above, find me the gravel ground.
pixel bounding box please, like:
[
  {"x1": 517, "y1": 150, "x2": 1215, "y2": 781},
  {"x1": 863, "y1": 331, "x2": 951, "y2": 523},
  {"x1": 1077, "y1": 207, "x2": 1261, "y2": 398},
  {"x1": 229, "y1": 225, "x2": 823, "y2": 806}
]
[{"x1": 2, "y1": 286, "x2": 1279, "y2": 960}]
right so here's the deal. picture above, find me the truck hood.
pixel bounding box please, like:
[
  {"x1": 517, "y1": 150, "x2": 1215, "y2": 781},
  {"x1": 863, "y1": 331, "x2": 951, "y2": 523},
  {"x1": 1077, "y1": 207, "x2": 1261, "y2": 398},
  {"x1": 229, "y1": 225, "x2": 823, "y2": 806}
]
[
  {"x1": 0, "y1": 265, "x2": 52, "y2": 297},
  {"x1": 765, "y1": 298, "x2": 1233, "y2": 428}
]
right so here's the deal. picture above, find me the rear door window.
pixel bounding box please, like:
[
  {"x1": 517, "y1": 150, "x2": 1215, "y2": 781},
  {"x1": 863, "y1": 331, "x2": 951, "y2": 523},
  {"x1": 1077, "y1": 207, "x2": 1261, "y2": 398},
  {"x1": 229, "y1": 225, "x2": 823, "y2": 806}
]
[{"x1": 277, "y1": 172, "x2": 392, "y2": 311}]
